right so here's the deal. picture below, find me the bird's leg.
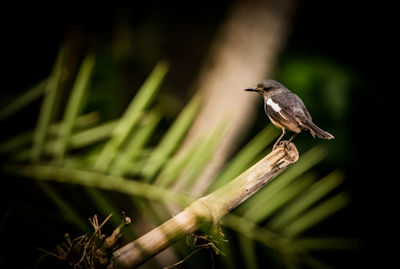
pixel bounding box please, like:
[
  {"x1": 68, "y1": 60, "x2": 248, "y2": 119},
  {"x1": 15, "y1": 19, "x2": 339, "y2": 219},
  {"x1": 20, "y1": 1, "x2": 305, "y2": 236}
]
[
  {"x1": 288, "y1": 133, "x2": 298, "y2": 143},
  {"x1": 273, "y1": 128, "x2": 286, "y2": 149}
]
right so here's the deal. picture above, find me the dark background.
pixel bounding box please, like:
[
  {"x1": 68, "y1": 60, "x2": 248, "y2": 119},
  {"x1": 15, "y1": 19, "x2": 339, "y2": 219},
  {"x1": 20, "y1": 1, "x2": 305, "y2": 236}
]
[{"x1": 0, "y1": 0, "x2": 396, "y2": 268}]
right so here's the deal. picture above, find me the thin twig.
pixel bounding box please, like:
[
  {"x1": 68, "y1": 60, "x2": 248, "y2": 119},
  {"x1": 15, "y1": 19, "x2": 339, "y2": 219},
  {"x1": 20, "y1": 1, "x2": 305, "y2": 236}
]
[{"x1": 162, "y1": 247, "x2": 205, "y2": 269}]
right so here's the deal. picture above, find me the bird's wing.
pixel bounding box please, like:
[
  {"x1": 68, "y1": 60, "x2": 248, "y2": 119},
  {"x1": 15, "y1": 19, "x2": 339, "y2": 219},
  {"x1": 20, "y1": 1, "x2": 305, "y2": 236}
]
[
  {"x1": 265, "y1": 95, "x2": 302, "y2": 133},
  {"x1": 274, "y1": 93, "x2": 314, "y2": 122}
]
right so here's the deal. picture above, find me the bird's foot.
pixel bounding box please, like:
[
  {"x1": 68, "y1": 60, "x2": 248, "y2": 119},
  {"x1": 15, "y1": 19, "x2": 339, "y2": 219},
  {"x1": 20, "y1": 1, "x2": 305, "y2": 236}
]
[
  {"x1": 273, "y1": 140, "x2": 299, "y2": 162},
  {"x1": 273, "y1": 140, "x2": 290, "y2": 150}
]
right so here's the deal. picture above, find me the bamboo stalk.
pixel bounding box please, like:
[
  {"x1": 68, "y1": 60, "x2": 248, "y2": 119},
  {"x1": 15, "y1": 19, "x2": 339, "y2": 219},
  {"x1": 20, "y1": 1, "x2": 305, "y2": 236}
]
[{"x1": 109, "y1": 143, "x2": 299, "y2": 268}]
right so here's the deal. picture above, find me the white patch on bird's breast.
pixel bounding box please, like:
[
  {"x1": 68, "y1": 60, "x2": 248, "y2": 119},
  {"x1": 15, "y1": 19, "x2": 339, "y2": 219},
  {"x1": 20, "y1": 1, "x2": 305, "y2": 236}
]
[{"x1": 266, "y1": 98, "x2": 281, "y2": 112}]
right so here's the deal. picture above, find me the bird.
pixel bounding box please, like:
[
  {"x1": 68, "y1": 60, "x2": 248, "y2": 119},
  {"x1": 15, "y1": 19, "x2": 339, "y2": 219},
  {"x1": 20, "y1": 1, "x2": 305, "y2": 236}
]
[{"x1": 245, "y1": 79, "x2": 334, "y2": 149}]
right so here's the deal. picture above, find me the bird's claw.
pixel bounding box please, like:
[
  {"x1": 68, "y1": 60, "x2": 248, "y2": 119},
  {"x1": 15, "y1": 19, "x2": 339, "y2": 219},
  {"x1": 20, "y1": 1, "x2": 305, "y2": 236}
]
[{"x1": 273, "y1": 140, "x2": 291, "y2": 150}]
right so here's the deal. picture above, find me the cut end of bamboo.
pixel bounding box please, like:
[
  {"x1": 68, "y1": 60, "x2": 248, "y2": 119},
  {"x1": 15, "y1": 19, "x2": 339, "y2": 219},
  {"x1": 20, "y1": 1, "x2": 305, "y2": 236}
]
[
  {"x1": 108, "y1": 141, "x2": 300, "y2": 268},
  {"x1": 275, "y1": 141, "x2": 299, "y2": 164}
]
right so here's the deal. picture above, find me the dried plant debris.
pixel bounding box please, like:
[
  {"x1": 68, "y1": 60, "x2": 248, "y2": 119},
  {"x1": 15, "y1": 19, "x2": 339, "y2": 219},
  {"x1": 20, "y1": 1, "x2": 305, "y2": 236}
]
[
  {"x1": 189, "y1": 224, "x2": 228, "y2": 255},
  {"x1": 41, "y1": 213, "x2": 131, "y2": 269},
  {"x1": 164, "y1": 225, "x2": 228, "y2": 269}
]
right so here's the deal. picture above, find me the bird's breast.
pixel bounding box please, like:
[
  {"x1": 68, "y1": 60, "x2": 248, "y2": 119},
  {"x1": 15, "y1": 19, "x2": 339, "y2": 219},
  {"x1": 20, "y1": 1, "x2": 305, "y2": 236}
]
[{"x1": 267, "y1": 116, "x2": 285, "y2": 129}]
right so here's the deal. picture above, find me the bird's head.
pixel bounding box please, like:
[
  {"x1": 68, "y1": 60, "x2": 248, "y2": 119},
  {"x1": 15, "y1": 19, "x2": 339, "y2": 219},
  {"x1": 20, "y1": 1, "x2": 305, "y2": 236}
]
[{"x1": 244, "y1": 79, "x2": 285, "y2": 96}]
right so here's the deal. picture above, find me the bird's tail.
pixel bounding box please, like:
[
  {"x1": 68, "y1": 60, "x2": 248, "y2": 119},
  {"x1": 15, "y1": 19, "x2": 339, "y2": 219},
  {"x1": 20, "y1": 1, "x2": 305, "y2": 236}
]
[{"x1": 304, "y1": 121, "x2": 334, "y2": 139}]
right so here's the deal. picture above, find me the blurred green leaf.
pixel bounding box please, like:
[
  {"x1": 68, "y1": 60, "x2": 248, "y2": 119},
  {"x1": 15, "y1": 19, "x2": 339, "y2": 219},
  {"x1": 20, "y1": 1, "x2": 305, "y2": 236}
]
[
  {"x1": 209, "y1": 124, "x2": 279, "y2": 191},
  {"x1": 0, "y1": 131, "x2": 32, "y2": 156},
  {"x1": 110, "y1": 110, "x2": 161, "y2": 176},
  {"x1": 11, "y1": 119, "x2": 118, "y2": 161},
  {"x1": 269, "y1": 170, "x2": 344, "y2": 230},
  {"x1": 294, "y1": 237, "x2": 358, "y2": 251},
  {"x1": 281, "y1": 192, "x2": 350, "y2": 238},
  {"x1": 237, "y1": 146, "x2": 326, "y2": 216},
  {"x1": 173, "y1": 120, "x2": 226, "y2": 192},
  {"x1": 69, "y1": 119, "x2": 118, "y2": 149},
  {"x1": 94, "y1": 61, "x2": 169, "y2": 172},
  {"x1": 0, "y1": 79, "x2": 47, "y2": 121},
  {"x1": 153, "y1": 137, "x2": 204, "y2": 188},
  {"x1": 222, "y1": 214, "x2": 284, "y2": 250},
  {"x1": 31, "y1": 47, "x2": 65, "y2": 161},
  {"x1": 38, "y1": 182, "x2": 89, "y2": 231},
  {"x1": 2, "y1": 163, "x2": 192, "y2": 206},
  {"x1": 141, "y1": 94, "x2": 202, "y2": 181},
  {"x1": 243, "y1": 173, "x2": 315, "y2": 223},
  {"x1": 85, "y1": 187, "x2": 123, "y2": 227},
  {"x1": 238, "y1": 235, "x2": 258, "y2": 269},
  {"x1": 55, "y1": 54, "x2": 95, "y2": 163}
]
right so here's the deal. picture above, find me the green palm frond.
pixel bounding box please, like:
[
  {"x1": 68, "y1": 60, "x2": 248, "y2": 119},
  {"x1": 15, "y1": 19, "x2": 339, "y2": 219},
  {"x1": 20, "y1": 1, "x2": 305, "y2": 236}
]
[
  {"x1": 0, "y1": 48, "x2": 352, "y2": 269},
  {"x1": 94, "y1": 61, "x2": 168, "y2": 173}
]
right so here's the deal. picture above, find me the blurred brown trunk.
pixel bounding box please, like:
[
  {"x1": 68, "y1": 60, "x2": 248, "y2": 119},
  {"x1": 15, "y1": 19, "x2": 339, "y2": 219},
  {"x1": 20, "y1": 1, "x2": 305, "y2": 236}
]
[
  {"x1": 182, "y1": 0, "x2": 295, "y2": 195},
  {"x1": 154, "y1": 1, "x2": 296, "y2": 266}
]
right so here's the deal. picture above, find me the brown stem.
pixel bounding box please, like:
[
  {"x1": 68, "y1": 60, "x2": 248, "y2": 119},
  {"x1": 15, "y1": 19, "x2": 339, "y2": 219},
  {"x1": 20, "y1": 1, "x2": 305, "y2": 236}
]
[{"x1": 109, "y1": 142, "x2": 299, "y2": 268}]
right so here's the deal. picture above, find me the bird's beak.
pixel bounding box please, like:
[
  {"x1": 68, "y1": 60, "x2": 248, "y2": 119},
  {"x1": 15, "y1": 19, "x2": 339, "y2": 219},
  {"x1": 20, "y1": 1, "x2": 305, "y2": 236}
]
[{"x1": 244, "y1": 87, "x2": 259, "y2": 92}]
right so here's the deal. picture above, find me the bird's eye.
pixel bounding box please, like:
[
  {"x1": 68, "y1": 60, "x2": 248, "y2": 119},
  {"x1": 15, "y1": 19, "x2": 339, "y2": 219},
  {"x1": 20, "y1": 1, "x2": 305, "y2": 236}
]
[{"x1": 264, "y1": 87, "x2": 271, "y2": 91}]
